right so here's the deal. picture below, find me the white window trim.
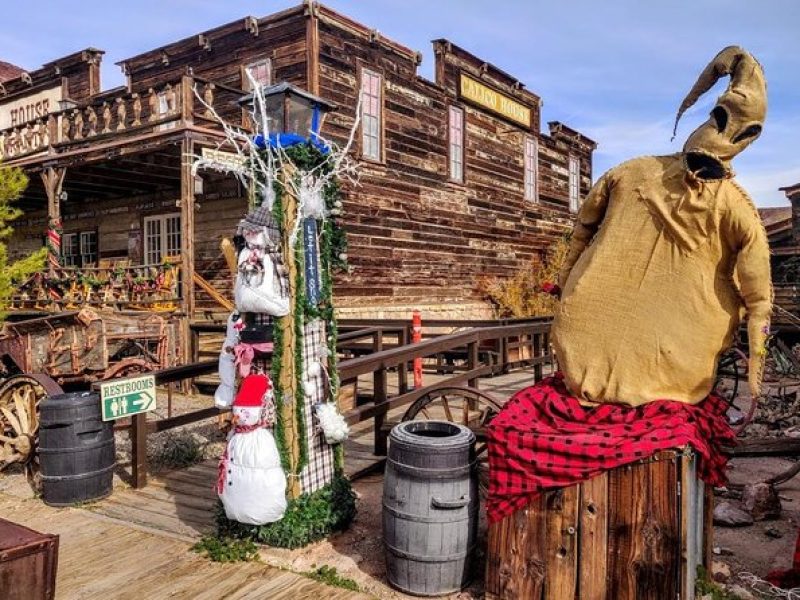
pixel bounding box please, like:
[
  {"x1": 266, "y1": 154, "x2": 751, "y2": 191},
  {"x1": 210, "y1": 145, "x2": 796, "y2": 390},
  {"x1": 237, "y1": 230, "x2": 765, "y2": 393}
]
[
  {"x1": 144, "y1": 213, "x2": 181, "y2": 265},
  {"x1": 568, "y1": 155, "x2": 580, "y2": 213},
  {"x1": 524, "y1": 135, "x2": 539, "y2": 202},
  {"x1": 448, "y1": 105, "x2": 464, "y2": 183},
  {"x1": 360, "y1": 68, "x2": 382, "y2": 162}
]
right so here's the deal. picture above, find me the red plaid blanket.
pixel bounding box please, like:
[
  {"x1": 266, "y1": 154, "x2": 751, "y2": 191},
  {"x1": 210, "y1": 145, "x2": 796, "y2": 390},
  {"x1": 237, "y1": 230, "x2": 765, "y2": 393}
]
[{"x1": 486, "y1": 374, "x2": 735, "y2": 524}]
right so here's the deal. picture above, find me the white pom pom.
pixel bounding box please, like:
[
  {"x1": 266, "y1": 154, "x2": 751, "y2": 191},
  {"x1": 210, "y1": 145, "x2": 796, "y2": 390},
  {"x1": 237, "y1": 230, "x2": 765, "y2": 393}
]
[
  {"x1": 306, "y1": 361, "x2": 322, "y2": 379},
  {"x1": 338, "y1": 253, "x2": 348, "y2": 262},
  {"x1": 315, "y1": 403, "x2": 349, "y2": 444}
]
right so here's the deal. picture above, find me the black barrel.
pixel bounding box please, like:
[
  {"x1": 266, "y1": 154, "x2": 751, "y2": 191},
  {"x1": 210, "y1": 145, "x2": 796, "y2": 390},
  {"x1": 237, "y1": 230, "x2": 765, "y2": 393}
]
[
  {"x1": 39, "y1": 391, "x2": 115, "y2": 506},
  {"x1": 383, "y1": 420, "x2": 478, "y2": 596}
]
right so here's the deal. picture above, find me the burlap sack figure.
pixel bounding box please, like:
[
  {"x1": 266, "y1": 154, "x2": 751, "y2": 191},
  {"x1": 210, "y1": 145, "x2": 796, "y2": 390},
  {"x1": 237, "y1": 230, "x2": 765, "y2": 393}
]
[{"x1": 553, "y1": 46, "x2": 771, "y2": 407}]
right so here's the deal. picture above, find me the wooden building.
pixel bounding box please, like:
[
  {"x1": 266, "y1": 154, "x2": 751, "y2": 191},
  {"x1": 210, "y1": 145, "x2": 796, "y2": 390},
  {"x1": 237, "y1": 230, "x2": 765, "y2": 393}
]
[
  {"x1": 764, "y1": 184, "x2": 800, "y2": 329},
  {"x1": 2, "y1": 2, "x2": 595, "y2": 341}
]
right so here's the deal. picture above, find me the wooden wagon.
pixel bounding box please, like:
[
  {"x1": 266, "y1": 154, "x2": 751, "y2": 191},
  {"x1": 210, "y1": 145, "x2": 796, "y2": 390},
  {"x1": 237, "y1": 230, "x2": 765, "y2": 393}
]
[{"x1": 0, "y1": 308, "x2": 179, "y2": 475}]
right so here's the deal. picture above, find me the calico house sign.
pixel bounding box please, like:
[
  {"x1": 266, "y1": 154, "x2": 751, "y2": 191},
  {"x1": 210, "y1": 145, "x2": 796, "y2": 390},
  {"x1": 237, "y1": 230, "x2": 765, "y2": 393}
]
[{"x1": 459, "y1": 73, "x2": 531, "y2": 128}]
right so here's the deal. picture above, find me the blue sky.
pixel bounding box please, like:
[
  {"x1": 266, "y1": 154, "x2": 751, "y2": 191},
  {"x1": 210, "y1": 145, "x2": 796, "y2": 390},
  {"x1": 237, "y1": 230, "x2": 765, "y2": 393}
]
[{"x1": 2, "y1": 0, "x2": 798, "y2": 206}]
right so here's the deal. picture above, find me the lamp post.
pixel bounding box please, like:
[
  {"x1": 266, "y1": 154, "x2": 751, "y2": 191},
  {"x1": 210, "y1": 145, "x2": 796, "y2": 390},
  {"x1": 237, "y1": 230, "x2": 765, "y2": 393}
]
[{"x1": 238, "y1": 83, "x2": 342, "y2": 502}]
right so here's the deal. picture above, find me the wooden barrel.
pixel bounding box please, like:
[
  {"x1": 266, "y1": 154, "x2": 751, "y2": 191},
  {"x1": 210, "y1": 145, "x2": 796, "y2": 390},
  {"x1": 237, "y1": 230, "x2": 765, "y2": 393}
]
[
  {"x1": 383, "y1": 420, "x2": 478, "y2": 596},
  {"x1": 485, "y1": 448, "x2": 712, "y2": 600},
  {"x1": 39, "y1": 392, "x2": 115, "y2": 507}
]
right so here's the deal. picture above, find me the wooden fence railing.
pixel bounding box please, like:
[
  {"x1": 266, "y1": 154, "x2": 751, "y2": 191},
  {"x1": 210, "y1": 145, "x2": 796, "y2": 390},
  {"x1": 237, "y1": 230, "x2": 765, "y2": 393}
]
[{"x1": 106, "y1": 318, "x2": 553, "y2": 488}]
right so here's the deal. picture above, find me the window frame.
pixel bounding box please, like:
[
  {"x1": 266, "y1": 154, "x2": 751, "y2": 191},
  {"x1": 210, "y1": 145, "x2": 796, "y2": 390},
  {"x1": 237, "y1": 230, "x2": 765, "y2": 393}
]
[
  {"x1": 143, "y1": 213, "x2": 182, "y2": 265},
  {"x1": 62, "y1": 232, "x2": 79, "y2": 267},
  {"x1": 448, "y1": 105, "x2": 465, "y2": 183},
  {"x1": 61, "y1": 230, "x2": 98, "y2": 268},
  {"x1": 524, "y1": 135, "x2": 539, "y2": 202},
  {"x1": 79, "y1": 230, "x2": 98, "y2": 267},
  {"x1": 242, "y1": 58, "x2": 272, "y2": 91},
  {"x1": 359, "y1": 67, "x2": 384, "y2": 163},
  {"x1": 568, "y1": 155, "x2": 581, "y2": 213}
]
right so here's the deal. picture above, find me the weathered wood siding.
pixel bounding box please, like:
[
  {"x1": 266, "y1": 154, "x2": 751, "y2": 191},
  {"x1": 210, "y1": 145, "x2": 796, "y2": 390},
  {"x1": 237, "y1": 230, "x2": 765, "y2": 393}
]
[
  {"x1": 121, "y1": 9, "x2": 309, "y2": 94},
  {"x1": 316, "y1": 13, "x2": 595, "y2": 308}
]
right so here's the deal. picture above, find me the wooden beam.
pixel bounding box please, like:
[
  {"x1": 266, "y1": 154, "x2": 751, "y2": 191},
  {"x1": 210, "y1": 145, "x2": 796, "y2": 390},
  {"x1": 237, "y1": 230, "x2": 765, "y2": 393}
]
[
  {"x1": 179, "y1": 136, "x2": 195, "y2": 317},
  {"x1": 305, "y1": 0, "x2": 320, "y2": 95},
  {"x1": 726, "y1": 437, "x2": 800, "y2": 457},
  {"x1": 40, "y1": 166, "x2": 66, "y2": 275}
]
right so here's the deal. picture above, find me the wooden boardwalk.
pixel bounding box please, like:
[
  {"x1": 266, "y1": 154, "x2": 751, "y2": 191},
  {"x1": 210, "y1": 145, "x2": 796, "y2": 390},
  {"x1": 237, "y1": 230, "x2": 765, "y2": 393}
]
[
  {"x1": 0, "y1": 369, "x2": 538, "y2": 599},
  {"x1": 0, "y1": 493, "x2": 370, "y2": 600},
  {"x1": 89, "y1": 368, "x2": 539, "y2": 541}
]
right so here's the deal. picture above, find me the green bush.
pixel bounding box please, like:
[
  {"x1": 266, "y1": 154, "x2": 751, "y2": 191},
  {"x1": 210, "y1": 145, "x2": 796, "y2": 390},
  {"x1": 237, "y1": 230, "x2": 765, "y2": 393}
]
[
  {"x1": 216, "y1": 475, "x2": 356, "y2": 549},
  {"x1": 191, "y1": 535, "x2": 259, "y2": 563},
  {"x1": 305, "y1": 565, "x2": 360, "y2": 592}
]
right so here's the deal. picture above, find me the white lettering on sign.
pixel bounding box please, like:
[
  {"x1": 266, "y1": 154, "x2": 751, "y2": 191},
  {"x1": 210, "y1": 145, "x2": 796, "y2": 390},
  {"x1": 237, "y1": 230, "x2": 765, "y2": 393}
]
[{"x1": 0, "y1": 86, "x2": 63, "y2": 130}]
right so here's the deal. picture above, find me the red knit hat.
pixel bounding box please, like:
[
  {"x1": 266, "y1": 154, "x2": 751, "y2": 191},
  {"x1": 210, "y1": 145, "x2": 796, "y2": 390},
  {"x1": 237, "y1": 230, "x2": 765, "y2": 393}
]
[{"x1": 233, "y1": 374, "x2": 272, "y2": 408}]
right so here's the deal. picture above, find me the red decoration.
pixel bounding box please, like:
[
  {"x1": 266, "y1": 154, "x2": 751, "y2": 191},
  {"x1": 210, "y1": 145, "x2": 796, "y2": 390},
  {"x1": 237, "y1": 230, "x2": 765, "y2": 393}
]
[
  {"x1": 486, "y1": 374, "x2": 735, "y2": 524},
  {"x1": 541, "y1": 282, "x2": 561, "y2": 296}
]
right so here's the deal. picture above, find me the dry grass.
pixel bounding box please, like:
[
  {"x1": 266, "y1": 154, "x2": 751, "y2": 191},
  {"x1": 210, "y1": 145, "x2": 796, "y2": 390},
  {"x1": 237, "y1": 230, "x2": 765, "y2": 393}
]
[{"x1": 477, "y1": 235, "x2": 569, "y2": 318}]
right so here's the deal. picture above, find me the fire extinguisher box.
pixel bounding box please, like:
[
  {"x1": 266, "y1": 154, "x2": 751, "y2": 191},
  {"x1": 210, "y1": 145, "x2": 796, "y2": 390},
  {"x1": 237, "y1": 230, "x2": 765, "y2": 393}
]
[{"x1": 0, "y1": 518, "x2": 59, "y2": 600}]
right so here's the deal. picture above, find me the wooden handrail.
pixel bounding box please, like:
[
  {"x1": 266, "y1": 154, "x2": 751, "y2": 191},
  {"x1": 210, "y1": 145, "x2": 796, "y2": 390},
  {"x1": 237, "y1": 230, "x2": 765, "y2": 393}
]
[
  {"x1": 339, "y1": 322, "x2": 550, "y2": 380},
  {"x1": 193, "y1": 272, "x2": 233, "y2": 311},
  {"x1": 113, "y1": 319, "x2": 552, "y2": 488}
]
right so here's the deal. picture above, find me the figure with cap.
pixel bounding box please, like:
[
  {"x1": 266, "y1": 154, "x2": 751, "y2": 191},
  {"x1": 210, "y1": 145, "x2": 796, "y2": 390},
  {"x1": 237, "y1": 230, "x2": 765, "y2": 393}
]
[
  {"x1": 234, "y1": 203, "x2": 290, "y2": 316},
  {"x1": 217, "y1": 373, "x2": 287, "y2": 525},
  {"x1": 552, "y1": 46, "x2": 771, "y2": 407}
]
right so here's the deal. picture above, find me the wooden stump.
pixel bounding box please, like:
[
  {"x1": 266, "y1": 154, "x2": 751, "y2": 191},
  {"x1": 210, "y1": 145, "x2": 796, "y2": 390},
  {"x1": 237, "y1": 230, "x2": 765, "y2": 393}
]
[{"x1": 485, "y1": 449, "x2": 712, "y2": 600}]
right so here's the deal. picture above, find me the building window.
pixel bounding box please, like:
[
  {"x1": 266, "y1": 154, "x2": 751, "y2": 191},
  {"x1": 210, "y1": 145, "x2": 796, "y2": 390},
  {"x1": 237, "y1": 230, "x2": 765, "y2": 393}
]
[
  {"x1": 62, "y1": 233, "x2": 79, "y2": 267},
  {"x1": 62, "y1": 231, "x2": 97, "y2": 267},
  {"x1": 524, "y1": 136, "x2": 539, "y2": 201},
  {"x1": 80, "y1": 231, "x2": 98, "y2": 266},
  {"x1": 244, "y1": 58, "x2": 272, "y2": 90},
  {"x1": 144, "y1": 213, "x2": 181, "y2": 264},
  {"x1": 448, "y1": 106, "x2": 464, "y2": 182},
  {"x1": 360, "y1": 69, "x2": 382, "y2": 161},
  {"x1": 568, "y1": 155, "x2": 580, "y2": 213}
]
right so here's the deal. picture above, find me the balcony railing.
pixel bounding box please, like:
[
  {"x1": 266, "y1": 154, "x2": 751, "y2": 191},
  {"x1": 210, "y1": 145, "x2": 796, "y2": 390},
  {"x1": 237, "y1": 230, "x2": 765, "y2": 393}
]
[
  {"x1": 0, "y1": 75, "x2": 246, "y2": 162},
  {"x1": 10, "y1": 260, "x2": 181, "y2": 313}
]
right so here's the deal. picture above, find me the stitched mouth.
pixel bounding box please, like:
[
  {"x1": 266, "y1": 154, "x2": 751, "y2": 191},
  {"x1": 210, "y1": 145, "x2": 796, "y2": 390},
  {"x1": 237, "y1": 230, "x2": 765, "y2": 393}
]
[{"x1": 685, "y1": 150, "x2": 728, "y2": 180}]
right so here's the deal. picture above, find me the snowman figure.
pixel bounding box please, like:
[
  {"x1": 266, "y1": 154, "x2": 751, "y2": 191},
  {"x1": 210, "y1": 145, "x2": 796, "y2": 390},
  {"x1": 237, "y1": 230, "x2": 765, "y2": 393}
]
[{"x1": 217, "y1": 373, "x2": 287, "y2": 525}]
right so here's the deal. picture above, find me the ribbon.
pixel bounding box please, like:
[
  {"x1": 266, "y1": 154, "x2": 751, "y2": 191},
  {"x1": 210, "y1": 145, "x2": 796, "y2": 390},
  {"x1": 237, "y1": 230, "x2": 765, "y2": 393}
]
[{"x1": 234, "y1": 342, "x2": 274, "y2": 378}]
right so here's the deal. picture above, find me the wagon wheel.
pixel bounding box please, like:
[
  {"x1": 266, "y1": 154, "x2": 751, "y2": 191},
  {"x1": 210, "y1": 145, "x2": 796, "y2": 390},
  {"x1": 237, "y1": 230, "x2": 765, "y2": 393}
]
[
  {"x1": 0, "y1": 374, "x2": 63, "y2": 488},
  {"x1": 402, "y1": 386, "x2": 505, "y2": 496},
  {"x1": 714, "y1": 347, "x2": 755, "y2": 435}
]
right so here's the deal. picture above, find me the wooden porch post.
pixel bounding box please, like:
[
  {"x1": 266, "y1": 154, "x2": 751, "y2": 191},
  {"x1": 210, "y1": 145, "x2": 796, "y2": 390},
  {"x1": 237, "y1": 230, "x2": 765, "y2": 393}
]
[
  {"x1": 180, "y1": 137, "x2": 195, "y2": 317},
  {"x1": 41, "y1": 167, "x2": 66, "y2": 274},
  {"x1": 305, "y1": 0, "x2": 320, "y2": 95}
]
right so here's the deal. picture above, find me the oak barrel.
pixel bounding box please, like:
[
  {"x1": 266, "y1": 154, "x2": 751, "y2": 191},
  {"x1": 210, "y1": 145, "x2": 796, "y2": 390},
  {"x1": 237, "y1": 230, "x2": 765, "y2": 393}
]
[
  {"x1": 39, "y1": 391, "x2": 115, "y2": 506},
  {"x1": 485, "y1": 448, "x2": 712, "y2": 600},
  {"x1": 0, "y1": 517, "x2": 59, "y2": 600},
  {"x1": 383, "y1": 420, "x2": 478, "y2": 596}
]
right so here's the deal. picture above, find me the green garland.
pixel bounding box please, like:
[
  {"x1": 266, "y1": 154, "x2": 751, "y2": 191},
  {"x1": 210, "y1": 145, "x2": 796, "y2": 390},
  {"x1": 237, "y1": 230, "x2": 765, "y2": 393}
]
[
  {"x1": 215, "y1": 474, "x2": 356, "y2": 549},
  {"x1": 264, "y1": 142, "x2": 348, "y2": 478}
]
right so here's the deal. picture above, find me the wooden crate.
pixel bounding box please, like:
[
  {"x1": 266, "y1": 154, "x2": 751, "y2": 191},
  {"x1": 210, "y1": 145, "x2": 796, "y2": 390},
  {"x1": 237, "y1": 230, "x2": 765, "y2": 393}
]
[
  {"x1": 0, "y1": 517, "x2": 59, "y2": 600},
  {"x1": 485, "y1": 450, "x2": 712, "y2": 600}
]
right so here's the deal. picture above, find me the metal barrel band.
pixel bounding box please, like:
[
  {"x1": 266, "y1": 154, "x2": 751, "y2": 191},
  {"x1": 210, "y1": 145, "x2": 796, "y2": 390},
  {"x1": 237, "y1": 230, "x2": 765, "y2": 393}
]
[
  {"x1": 382, "y1": 502, "x2": 477, "y2": 524},
  {"x1": 41, "y1": 463, "x2": 116, "y2": 482},
  {"x1": 385, "y1": 542, "x2": 475, "y2": 563}
]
